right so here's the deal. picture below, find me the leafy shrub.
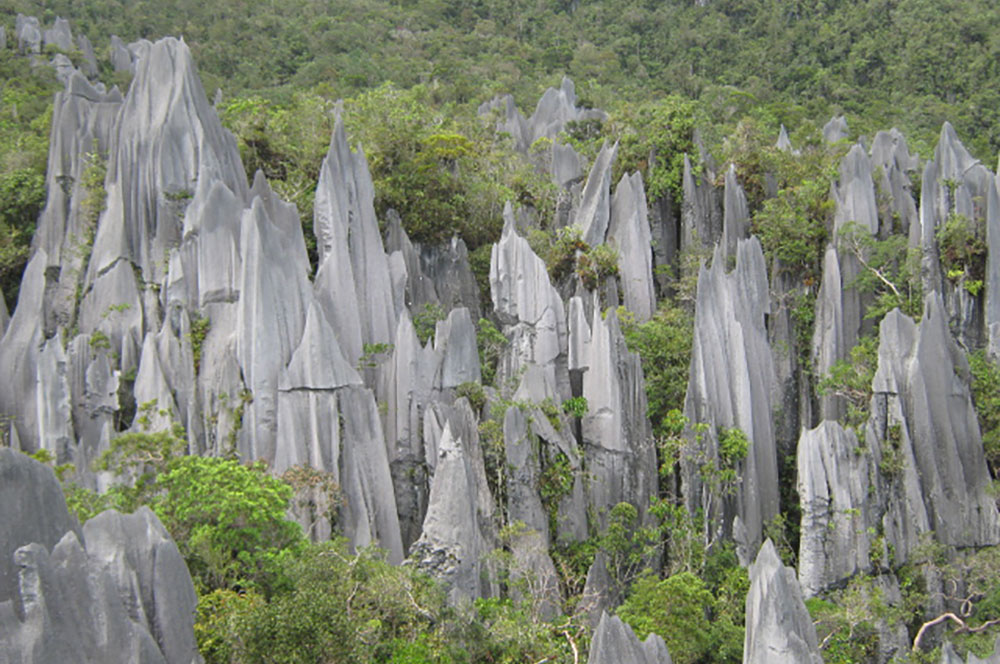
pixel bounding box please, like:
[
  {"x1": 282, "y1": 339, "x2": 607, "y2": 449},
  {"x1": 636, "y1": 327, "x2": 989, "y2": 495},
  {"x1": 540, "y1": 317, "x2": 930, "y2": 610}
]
[{"x1": 618, "y1": 571, "x2": 715, "y2": 664}]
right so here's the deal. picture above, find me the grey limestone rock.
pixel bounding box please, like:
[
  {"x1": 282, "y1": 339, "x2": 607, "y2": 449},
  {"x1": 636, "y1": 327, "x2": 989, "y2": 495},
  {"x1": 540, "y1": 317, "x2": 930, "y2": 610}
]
[
  {"x1": 87, "y1": 37, "x2": 248, "y2": 288},
  {"x1": 608, "y1": 171, "x2": 656, "y2": 322},
  {"x1": 529, "y1": 77, "x2": 606, "y2": 146},
  {"x1": 797, "y1": 421, "x2": 875, "y2": 597},
  {"x1": 775, "y1": 125, "x2": 795, "y2": 153},
  {"x1": 0, "y1": 251, "x2": 48, "y2": 454},
  {"x1": 237, "y1": 193, "x2": 311, "y2": 463},
  {"x1": 681, "y1": 152, "x2": 722, "y2": 251},
  {"x1": 552, "y1": 140, "x2": 584, "y2": 188},
  {"x1": 917, "y1": 123, "x2": 995, "y2": 348},
  {"x1": 868, "y1": 294, "x2": 1000, "y2": 563},
  {"x1": 834, "y1": 143, "x2": 879, "y2": 237},
  {"x1": 15, "y1": 15, "x2": 41, "y2": 54},
  {"x1": 744, "y1": 540, "x2": 823, "y2": 664},
  {"x1": 682, "y1": 238, "x2": 778, "y2": 550},
  {"x1": 575, "y1": 142, "x2": 618, "y2": 247},
  {"x1": 313, "y1": 113, "x2": 397, "y2": 366},
  {"x1": 870, "y1": 128, "x2": 918, "y2": 239},
  {"x1": 812, "y1": 245, "x2": 847, "y2": 422},
  {"x1": 722, "y1": 164, "x2": 750, "y2": 262},
  {"x1": 477, "y1": 94, "x2": 530, "y2": 152},
  {"x1": 823, "y1": 115, "x2": 849, "y2": 143},
  {"x1": 77, "y1": 34, "x2": 99, "y2": 77},
  {"x1": 0, "y1": 448, "x2": 79, "y2": 604},
  {"x1": 435, "y1": 307, "x2": 481, "y2": 389},
  {"x1": 503, "y1": 406, "x2": 561, "y2": 617},
  {"x1": 941, "y1": 638, "x2": 1000, "y2": 664},
  {"x1": 409, "y1": 419, "x2": 495, "y2": 602},
  {"x1": 110, "y1": 35, "x2": 133, "y2": 72},
  {"x1": 0, "y1": 26, "x2": 6, "y2": 51},
  {"x1": 491, "y1": 206, "x2": 568, "y2": 401},
  {"x1": 580, "y1": 303, "x2": 657, "y2": 530},
  {"x1": 587, "y1": 612, "x2": 673, "y2": 664},
  {"x1": 82, "y1": 508, "x2": 200, "y2": 664},
  {"x1": 986, "y1": 163, "x2": 1000, "y2": 358},
  {"x1": 0, "y1": 452, "x2": 199, "y2": 664},
  {"x1": 42, "y1": 17, "x2": 73, "y2": 52},
  {"x1": 338, "y1": 386, "x2": 405, "y2": 563}
]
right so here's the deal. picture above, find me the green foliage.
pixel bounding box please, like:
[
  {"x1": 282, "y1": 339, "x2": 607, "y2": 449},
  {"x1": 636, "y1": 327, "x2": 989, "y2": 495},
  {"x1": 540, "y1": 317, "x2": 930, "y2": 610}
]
[
  {"x1": 620, "y1": 303, "x2": 694, "y2": 439},
  {"x1": 970, "y1": 350, "x2": 1000, "y2": 476},
  {"x1": 455, "y1": 381, "x2": 486, "y2": 412},
  {"x1": 752, "y1": 169, "x2": 831, "y2": 278},
  {"x1": 817, "y1": 335, "x2": 880, "y2": 432},
  {"x1": 561, "y1": 396, "x2": 588, "y2": 419},
  {"x1": 938, "y1": 212, "x2": 987, "y2": 286},
  {"x1": 412, "y1": 302, "x2": 446, "y2": 344},
  {"x1": 358, "y1": 342, "x2": 394, "y2": 369},
  {"x1": 575, "y1": 242, "x2": 619, "y2": 290},
  {"x1": 188, "y1": 314, "x2": 211, "y2": 376},
  {"x1": 476, "y1": 317, "x2": 507, "y2": 386},
  {"x1": 806, "y1": 596, "x2": 879, "y2": 664},
  {"x1": 155, "y1": 456, "x2": 303, "y2": 594},
  {"x1": 838, "y1": 221, "x2": 922, "y2": 320},
  {"x1": 617, "y1": 572, "x2": 715, "y2": 664},
  {"x1": 610, "y1": 96, "x2": 704, "y2": 203}
]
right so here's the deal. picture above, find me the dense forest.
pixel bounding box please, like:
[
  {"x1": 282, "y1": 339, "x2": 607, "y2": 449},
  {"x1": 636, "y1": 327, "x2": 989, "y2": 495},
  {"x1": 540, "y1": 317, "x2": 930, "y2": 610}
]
[{"x1": 2, "y1": 1, "x2": 1000, "y2": 663}]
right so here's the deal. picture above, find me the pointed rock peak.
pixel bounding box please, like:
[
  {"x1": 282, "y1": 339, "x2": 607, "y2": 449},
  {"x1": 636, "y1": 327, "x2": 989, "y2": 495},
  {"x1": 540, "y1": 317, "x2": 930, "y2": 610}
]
[
  {"x1": 501, "y1": 201, "x2": 517, "y2": 237},
  {"x1": 823, "y1": 115, "x2": 849, "y2": 143},
  {"x1": 282, "y1": 301, "x2": 362, "y2": 390},
  {"x1": 588, "y1": 612, "x2": 673, "y2": 664},
  {"x1": 776, "y1": 124, "x2": 794, "y2": 152}
]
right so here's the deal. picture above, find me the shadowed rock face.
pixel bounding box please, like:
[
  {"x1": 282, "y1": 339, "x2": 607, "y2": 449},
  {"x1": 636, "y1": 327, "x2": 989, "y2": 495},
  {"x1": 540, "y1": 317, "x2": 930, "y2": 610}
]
[
  {"x1": 682, "y1": 238, "x2": 778, "y2": 551},
  {"x1": 0, "y1": 451, "x2": 200, "y2": 664},
  {"x1": 587, "y1": 612, "x2": 673, "y2": 664},
  {"x1": 744, "y1": 540, "x2": 823, "y2": 664},
  {"x1": 868, "y1": 294, "x2": 1000, "y2": 563},
  {"x1": 919, "y1": 123, "x2": 996, "y2": 348}
]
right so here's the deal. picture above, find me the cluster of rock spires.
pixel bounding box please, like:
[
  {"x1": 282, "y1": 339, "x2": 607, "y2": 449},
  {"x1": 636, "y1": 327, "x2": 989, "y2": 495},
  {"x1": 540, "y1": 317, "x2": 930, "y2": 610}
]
[
  {"x1": 5, "y1": 13, "x2": 1000, "y2": 662},
  {"x1": 0, "y1": 449, "x2": 199, "y2": 663}
]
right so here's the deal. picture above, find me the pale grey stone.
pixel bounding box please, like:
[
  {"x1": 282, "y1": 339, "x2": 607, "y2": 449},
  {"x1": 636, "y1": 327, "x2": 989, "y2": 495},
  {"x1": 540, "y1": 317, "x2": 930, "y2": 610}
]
[
  {"x1": 77, "y1": 35, "x2": 99, "y2": 77},
  {"x1": 0, "y1": 448, "x2": 79, "y2": 604},
  {"x1": 575, "y1": 142, "x2": 618, "y2": 247},
  {"x1": 797, "y1": 421, "x2": 875, "y2": 596},
  {"x1": 42, "y1": 17, "x2": 73, "y2": 52},
  {"x1": 823, "y1": 115, "x2": 849, "y2": 143},
  {"x1": 813, "y1": 245, "x2": 846, "y2": 422},
  {"x1": 490, "y1": 206, "x2": 568, "y2": 400},
  {"x1": 15, "y1": 15, "x2": 40, "y2": 54},
  {"x1": 608, "y1": 172, "x2": 656, "y2": 322},
  {"x1": 83, "y1": 508, "x2": 200, "y2": 664},
  {"x1": 237, "y1": 193, "x2": 311, "y2": 462},
  {"x1": 722, "y1": 164, "x2": 750, "y2": 262},
  {"x1": 588, "y1": 612, "x2": 673, "y2": 664},
  {"x1": 503, "y1": 406, "x2": 561, "y2": 617},
  {"x1": 870, "y1": 128, "x2": 918, "y2": 238},
  {"x1": 409, "y1": 420, "x2": 494, "y2": 602},
  {"x1": 88, "y1": 38, "x2": 248, "y2": 288},
  {"x1": 110, "y1": 35, "x2": 133, "y2": 72},
  {"x1": 682, "y1": 238, "x2": 778, "y2": 550},
  {"x1": 869, "y1": 295, "x2": 1000, "y2": 563},
  {"x1": 775, "y1": 125, "x2": 795, "y2": 153},
  {"x1": 581, "y1": 304, "x2": 657, "y2": 530},
  {"x1": 681, "y1": 153, "x2": 721, "y2": 250},
  {"x1": 744, "y1": 540, "x2": 822, "y2": 664},
  {"x1": 313, "y1": 114, "x2": 396, "y2": 366}
]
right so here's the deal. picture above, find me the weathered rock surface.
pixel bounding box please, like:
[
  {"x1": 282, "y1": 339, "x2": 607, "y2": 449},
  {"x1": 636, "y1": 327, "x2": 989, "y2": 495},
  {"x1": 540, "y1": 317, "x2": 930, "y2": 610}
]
[
  {"x1": 576, "y1": 142, "x2": 617, "y2": 247},
  {"x1": 607, "y1": 171, "x2": 657, "y2": 322},
  {"x1": 868, "y1": 294, "x2": 1000, "y2": 563},
  {"x1": 682, "y1": 238, "x2": 778, "y2": 550},
  {"x1": 681, "y1": 153, "x2": 722, "y2": 250},
  {"x1": 744, "y1": 540, "x2": 823, "y2": 664},
  {"x1": 0, "y1": 451, "x2": 200, "y2": 664},
  {"x1": 823, "y1": 115, "x2": 849, "y2": 143},
  {"x1": 588, "y1": 612, "x2": 673, "y2": 664},
  {"x1": 409, "y1": 416, "x2": 495, "y2": 602},
  {"x1": 797, "y1": 420, "x2": 875, "y2": 596},
  {"x1": 722, "y1": 164, "x2": 750, "y2": 262},
  {"x1": 918, "y1": 123, "x2": 995, "y2": 348},
  {"x1": 491, "y1": 206, "x2": 568, "y2": 401}
]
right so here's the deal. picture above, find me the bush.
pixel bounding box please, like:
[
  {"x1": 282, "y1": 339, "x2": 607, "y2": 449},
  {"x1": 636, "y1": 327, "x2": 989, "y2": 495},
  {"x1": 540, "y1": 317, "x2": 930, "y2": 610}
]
[{"x1": 618, "y1": 571, "x2": 714, "y2": 664}]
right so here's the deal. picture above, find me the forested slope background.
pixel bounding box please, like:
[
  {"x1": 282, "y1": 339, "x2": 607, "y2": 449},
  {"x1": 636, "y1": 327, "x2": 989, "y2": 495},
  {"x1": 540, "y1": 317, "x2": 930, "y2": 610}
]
[{"x1": 3, "y1": 1, "x2": 1000, "y2": 663}]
